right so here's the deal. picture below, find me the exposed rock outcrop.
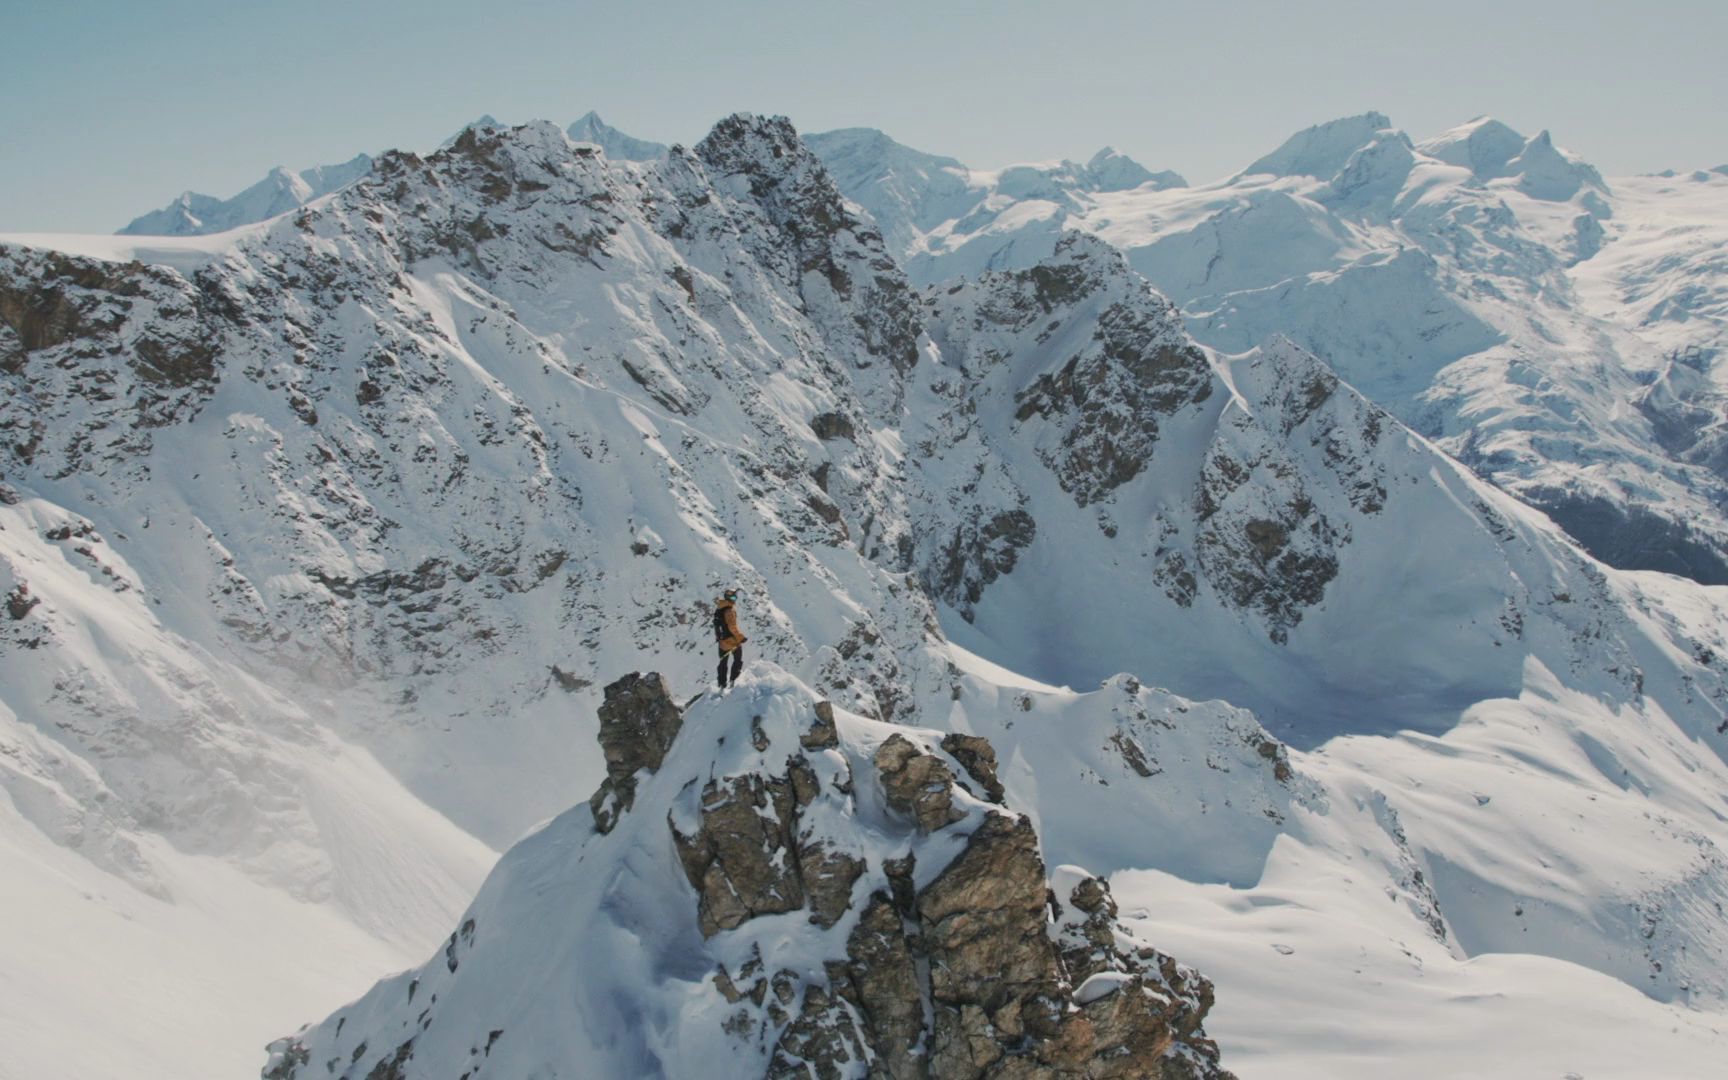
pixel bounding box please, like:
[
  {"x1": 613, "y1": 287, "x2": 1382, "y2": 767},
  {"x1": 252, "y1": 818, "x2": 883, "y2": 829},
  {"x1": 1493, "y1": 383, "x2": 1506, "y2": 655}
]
[
  {"x1": 940, "y1": 733, "x2": 1006, "y2": 803},
  {"x1": 673, "y1": 771, "x2": 808, "y2": 935},
  {"x1": 588, "y1": 671, "x2": 684, "y2": 833},
  {"x1": 5, "y1": 582, "x2": 38, "y2": 621},
  {"x1": 666, "y1": 676, "x2": 1236, "y2": 1079},
  {"x1": 266, "y1": 672, "x2": 1235, "y2": 1079},
  {"x1": 875, "y1": 733, "x2": 969, "y2": 833},
  {"x1": 993, "y1": 236, "x2": 1215, "y2": 508}
]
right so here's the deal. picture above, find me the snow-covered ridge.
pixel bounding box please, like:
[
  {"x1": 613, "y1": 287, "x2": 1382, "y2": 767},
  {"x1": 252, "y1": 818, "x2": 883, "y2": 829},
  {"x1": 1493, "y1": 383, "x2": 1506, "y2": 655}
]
[
  {"x1": 810, "y1": 112, "x2": 1728, "y2": 585},
  {"x1": 113, "y1": 111, "x2": 668, "y2": 238},
  {"x1": 3, "y1": 112, "x2": 1728, "y2": 1077}
]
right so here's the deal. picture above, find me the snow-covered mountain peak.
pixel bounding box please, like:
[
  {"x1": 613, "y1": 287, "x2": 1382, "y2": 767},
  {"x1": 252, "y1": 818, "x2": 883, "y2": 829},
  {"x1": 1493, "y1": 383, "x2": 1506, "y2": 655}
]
[
  {"x1": 566, "y1": 109, "x2": 668, "y2": 161},
  {"x1": 1417, "y1": 114, "x2": 1530, "y2": 178},
  {"x1": 979, "y1": 228, "x2": 1137, "y2": 306},
  {"x1": 804, "y1": 127, "x2": 977, "y2": 258},
  {"x1": 263, "y1": 164, "x2": 305, "y2": 189},
  {"x1": 804, "y1": 127, "x2": 968, "y2": 178},
  {"x1": 1316, "y1": 126, "x2": 1420, "y2": 210},
  {"x1": 1082, "y1": 145, "x2": 1186, "y2": 192},
  {"x1": 436, "y1": 114, "x2": 504, "y2": 149},
  {"x1": 1506, "y1": 127, "x2": 1610, "y2": 200},
  {"x1": 695, "y1": 112, "x2": 814, "y2": 171},
  {"x1": 1240, "y1": 110, "x2": 1396, "y2": 178},
  {"x1": 434, "y1": 116, "x2": 573, "y2": 163},
  {"x1": 118, "y1": 153, "x2": 374, "y2": 236}
]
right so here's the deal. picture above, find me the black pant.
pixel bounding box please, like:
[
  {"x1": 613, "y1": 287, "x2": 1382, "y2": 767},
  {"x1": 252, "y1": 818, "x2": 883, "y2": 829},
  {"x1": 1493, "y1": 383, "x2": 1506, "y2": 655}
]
[{"x1": 718, "y1": 645, "x2": 743, "y2": 688}]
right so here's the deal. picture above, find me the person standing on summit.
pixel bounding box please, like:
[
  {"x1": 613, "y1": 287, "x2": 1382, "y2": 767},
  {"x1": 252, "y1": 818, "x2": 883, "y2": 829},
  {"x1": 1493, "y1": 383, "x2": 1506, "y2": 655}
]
[{"x1": 713, "y1": 589, "x2": 748, "y2": 690}]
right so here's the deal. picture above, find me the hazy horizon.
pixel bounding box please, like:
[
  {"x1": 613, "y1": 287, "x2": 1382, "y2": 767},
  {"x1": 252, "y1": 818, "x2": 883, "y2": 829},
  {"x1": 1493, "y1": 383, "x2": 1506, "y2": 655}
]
[{"x1": 5, "y1": 0, "x2": 1725, "y2": 233}]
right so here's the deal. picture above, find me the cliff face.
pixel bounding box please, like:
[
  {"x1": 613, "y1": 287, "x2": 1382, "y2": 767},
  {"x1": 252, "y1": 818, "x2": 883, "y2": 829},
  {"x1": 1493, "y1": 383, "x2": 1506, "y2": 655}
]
[{"x1": 266, "y1": 670, "x2": 1236, "y2": 1079}]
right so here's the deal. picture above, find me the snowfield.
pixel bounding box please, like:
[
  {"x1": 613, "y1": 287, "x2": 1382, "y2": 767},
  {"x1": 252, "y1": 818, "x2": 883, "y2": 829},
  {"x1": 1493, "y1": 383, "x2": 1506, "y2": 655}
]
[{"x1": 1, "y1": 112, "x2": 1726, "y2": 1078}]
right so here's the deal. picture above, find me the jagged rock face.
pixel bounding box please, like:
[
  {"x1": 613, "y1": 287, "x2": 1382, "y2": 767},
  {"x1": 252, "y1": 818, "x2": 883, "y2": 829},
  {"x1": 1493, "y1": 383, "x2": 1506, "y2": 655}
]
[
  {"x1": 1012, "y1": 309, "x2": 1212, "y2": 508},
  {"x1": 667, "y1": 697, "x2": 868, "y2": 938},
  {"x1": 1192, "y1": 407, "x2": 1341, "y2": 643},
  {"x1": 932, "y1": 235, "x2": 1214, "y2": 509},
  {"x1": 906, "y1": 233, "x2": 1220, "y2": 622},
  {"x1": 693, "y1": 114, "x2": 924, "y2": 418},
  {"x1": 939, "y1": 733, "x2": 1005, "y2": 804},
  {"x1": 875, "y1": 733, "x2": 968, "y2": 833},
  {"x1": 264, "y1": 674, "x2": 1234, "y2": 1079},
  {"x1": 0, "y1": 247, "x2": 231, "y2": 473},
  {"x1": 588, "y1": 672, "x2": 684, "y2": 832},
  {"x1": 928, "y1": 508, "x2": 1036, "y2": 612},
  {"x1": 684, "y1": 689, "x2": 1233, "y2": 1079},
  {"x1": 842, "y1": 895, "x2": 925, "y2": 1077},
  {"x1": 919, "y1": 812, "x2": 1068, "y2": 1073},
  {"x1": 907, "y1": 236, "x2": 1368, "y2": 644},
  {"x1": 674, "y1": 770, "x2": 809, "y2": 935}
]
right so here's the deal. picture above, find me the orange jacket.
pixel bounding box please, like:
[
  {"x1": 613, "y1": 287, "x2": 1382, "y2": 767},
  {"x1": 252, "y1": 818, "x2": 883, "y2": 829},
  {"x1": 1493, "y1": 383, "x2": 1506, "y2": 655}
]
[{"x1": 714, "y1": 599, "x2": 747, "y2": 653}]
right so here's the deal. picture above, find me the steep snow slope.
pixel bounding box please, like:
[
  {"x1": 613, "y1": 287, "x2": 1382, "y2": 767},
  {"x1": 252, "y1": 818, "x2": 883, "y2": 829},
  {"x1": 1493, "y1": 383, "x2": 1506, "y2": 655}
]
[
  {"x1": 4, "y1": 115, "x2": 1728, "y2": 1078},
  {"x1": 812, "y1": 115, "x2": 1728, "y2": 586}
]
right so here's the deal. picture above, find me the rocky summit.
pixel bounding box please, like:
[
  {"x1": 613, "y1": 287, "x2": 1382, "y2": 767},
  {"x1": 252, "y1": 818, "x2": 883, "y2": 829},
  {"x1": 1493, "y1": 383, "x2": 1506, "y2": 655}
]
[{"x1": 264, "y1": 669, "x2": 1235, "y2": 1079}]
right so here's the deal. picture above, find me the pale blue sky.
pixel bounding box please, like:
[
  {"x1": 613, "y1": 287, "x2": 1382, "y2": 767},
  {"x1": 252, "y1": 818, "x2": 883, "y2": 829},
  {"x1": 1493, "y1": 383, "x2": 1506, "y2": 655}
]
[{"x1": 4, "y1": 0, "x2": 1724, "y2": 232}]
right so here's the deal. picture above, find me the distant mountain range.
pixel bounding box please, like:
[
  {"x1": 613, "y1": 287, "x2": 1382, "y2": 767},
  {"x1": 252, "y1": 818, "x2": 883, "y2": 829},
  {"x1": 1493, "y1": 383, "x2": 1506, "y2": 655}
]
[
  {"x1": 1, "y1": 108, "x2": 1723, "y2": 1078},
  {"x1": 117, "y1": 111, "x2": 667, "y2": 236}
]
